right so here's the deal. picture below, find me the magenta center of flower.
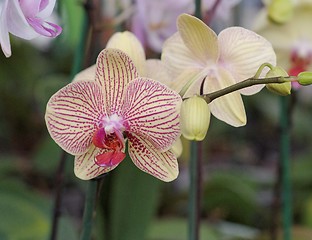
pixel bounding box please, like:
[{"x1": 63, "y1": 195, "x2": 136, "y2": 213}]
[{"x1": 93, "y1": 114, "x2": 126, "y2": 167}]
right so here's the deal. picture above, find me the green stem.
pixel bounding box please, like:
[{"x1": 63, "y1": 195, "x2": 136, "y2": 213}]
[
  {"x1": 80, "y1": 180, "x2": 99, "y2": 240},
  {"x1": 188, "y1": 141, "x2": 200, "y2": 240},
  {"x1": 202, "y1": 76, "x2": 293, "y2": 103},
  {"x1": 280, "y1": 96, "x2": 292, "y2": 240},
  {"x1": 254, "y1": 62, "x2": 274, "y2": 79}
]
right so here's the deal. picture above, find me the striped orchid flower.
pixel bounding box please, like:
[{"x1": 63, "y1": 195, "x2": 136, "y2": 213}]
[{"x1": 45, "y1": 48, "x2": 182, "y2": 182}]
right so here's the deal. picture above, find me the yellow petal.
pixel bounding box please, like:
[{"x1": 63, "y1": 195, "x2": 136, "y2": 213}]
[
  {"x1": 204, "y1": 67, "x2": 246, "y2": 127},
  {"x1": 177, "y1": 13, "x2": 219, "y2": 63},
  {"x1": 106, "y1": 31, "x2": 146, "y2": 76}
]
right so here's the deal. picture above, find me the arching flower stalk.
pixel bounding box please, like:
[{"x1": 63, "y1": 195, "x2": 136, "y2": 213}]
[{"x1": 45, "y1": 48, "x2": 182, "y2": 182}]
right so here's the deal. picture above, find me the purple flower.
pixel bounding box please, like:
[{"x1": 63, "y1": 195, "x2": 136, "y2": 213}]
[{"x1": 0, "y1": 0, "x2": 62, "y2": 57}]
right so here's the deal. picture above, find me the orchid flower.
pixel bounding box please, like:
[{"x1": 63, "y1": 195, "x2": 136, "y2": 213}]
[
  {"x1": 254, "y1": 2, "x2": 312, "y2": 88},
  {"x1": 131, "y1": 0, "x2": 194, "y2": 52},
  {"x1": 0, "y1": 0, "x2": 62, "y2": 57},
  {"x1": 45, "y1": 48, "x2": 182, "y2": 181},
  {"x1": 161, "y1": 14, "x2": 276, "y2": 127}
]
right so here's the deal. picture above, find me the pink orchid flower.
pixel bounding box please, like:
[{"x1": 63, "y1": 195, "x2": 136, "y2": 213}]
[
  {"x1": 0, "y1": 0, "x2": 62, "y2": 57},
  {"x1": 45, "y1": 48, "x2": 182, "y2": 182}
]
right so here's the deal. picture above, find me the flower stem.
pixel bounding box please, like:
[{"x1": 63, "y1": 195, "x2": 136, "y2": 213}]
[
  {"x1": 80, "y1": 180, "x2": 99, "y2": 240},
  {"x1": 280, "y1": 96, "x2": 292, "y2": 240},
  {"x1": 202, "y1": 76, "x2": 295, "y2": 103},
  {"x1": 50, "y1": 151, "x2": 67, "y2": 240},
  {"x1": 188, "y1": 141, "x2": 203, "y2": 240}
]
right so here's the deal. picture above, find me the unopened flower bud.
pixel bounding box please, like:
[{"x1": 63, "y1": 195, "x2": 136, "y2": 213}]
[
  {"x1": 180, "y1": 96, "x2": 210, "y2": 141},
  {"x1": 297, "y1": 71, "x2": 312, "y2": 86},
  {"x1": 268, "y1": 0, "x2": 293, "y2": 24},
  {"x1": 266, "y1": 66, "x2": 291, "y2": 96}
]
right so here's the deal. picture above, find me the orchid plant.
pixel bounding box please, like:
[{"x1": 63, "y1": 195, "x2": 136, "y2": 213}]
[
  {"x1": 0, "y1": 0, "x2": 62, "y2": 57},
  {"x1": 45, "y1": 48, "x2": 182, "y2": 182}
]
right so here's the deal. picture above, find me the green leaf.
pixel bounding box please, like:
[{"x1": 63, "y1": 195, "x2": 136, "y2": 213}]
[
  {"x1": 108, "y1": 157, "x2": 162, "y2": 240},
  {"x1": 0, "y1": 180, "x2": 51, "y2": 240},
  {"x1": 146, "y1": 218, "x2": 219, "y2": 240}
]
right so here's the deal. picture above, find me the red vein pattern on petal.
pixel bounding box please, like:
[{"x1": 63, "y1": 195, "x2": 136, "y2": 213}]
[
  {"x1": 74, "y1": 145, "x2": 118, "y2": 180},
  {"x1": 45, "y1": 81, "x2": 105, "y2": 155},
  {"x1": 95, "y1": 48, "x2": 139, "y2": 116},
  {"x1": 128, "y1": 133, "x2": 179, "y2": 182},
  {"x1": 123, "y1": 78, "x2": 182, "y2": 151}
]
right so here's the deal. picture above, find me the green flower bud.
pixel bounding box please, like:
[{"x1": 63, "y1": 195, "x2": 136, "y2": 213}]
[
  {"x1": 268, "y1": 0, "x2": 293, "y2": 24},
  {"x1": 180, "y1": 96, "x2": 210, "y2": 141},
  {"x1": 298, "y1": 71, "x2": 312, "y2": 86},
  {"x1": 266, "y1": 66, "x2": 291, "y2": 96}
]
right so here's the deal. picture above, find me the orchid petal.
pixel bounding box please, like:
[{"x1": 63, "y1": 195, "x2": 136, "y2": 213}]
[
  {"x1": 73, "y1": 65, "x2": 96, "y2": 83},
  {"x1": 162, "y1": 32, "x2": 204, "y2": 79},
  {"x1": 95, "y1": 48, "x2": 139, "y2": 116},
  {"x1": 204, "y1": 67, "x2": 246, "y2": 126},
  {"x1": 18, "y1": 0, "x2": 40, "y2": 17},
  {"x1": 177, "y1": 13, "x2": 219, "y2": 63},
  {"x1": 123, "y1": 78, "x2": 181, "y2": 151},
  {"x1": 74, "y1": 145, "x2": 118, "y2": 180},
  {"x1": 128, "y1": 133, "x2": 179, "y2": 182},
  {"x1": 218, "y1": 27, "x2": 276, "y2": 95},
  {"x1": 177, "y1": 68, "x2": 209, "y2": 98},
  {"x1": 146, "y1": 59, "x2": 172, "y2": 86},
  {"x1": 45, "y1": 81, "x2": 105, "y2": 155},
  {"x1": 106, "y1": 31, "x2": 147, "y2": 76},
  {"x1": 6, "y1": 0, "x2": 38, "y2": 39},
  {"x1": 0, "y1": 0, "x2": 11, "y2": 57},
  {"x1": 37, "y1": 0, "x2": 56, "y2": 18}
]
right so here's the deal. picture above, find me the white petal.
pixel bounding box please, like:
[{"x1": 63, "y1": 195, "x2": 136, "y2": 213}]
[
  {"x1": 218, "y1": 27, "x2": 276, "y2": 95},
  {"x1": 73, "y1": 65, "x2": 96, "y2": 82},
  {"x1": 128, "y1": 133, "x2": 179, "y2": 182},
  {"x1": 0, "y1": 0, "x2": 11, "y2": 57},
  {"x1": 45, "y1": 81, "x2": 105, "y2": 155},
  {"x1": 204, "y1": 67, "x2": 246, "y2": 127},
  {"x1": 146, "y1": 59, "x2": 171, "y2": 85},
  {"x1": 74, "y1": 145, "x2": 118, "y2": 180},
  {"x1": 122, "y1": 78, "x2": 182, "y2": 151},
  {"x1": 95, "y1": 48, "x2": 139, "y2": 116},
  {"x1": 106, "y1": 31, "x2": 147, "y2": 76}
]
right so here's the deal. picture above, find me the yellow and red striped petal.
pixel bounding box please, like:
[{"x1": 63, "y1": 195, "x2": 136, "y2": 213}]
[
  {"x1": 122, "y1": 78, "x2": 182, "y2": 151},
  {"x1": 45, "y1": 81, "x2": 105, "y2": 155},
  {"x1": 95, "y1": 48, "x2": 139, "y2": 116},
  {"x1": 128, "y1": 133, "x2": 179, "y2": 182},
  {"x1": 74, "y1": 145, "x2": 119, "y2": 180}
]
